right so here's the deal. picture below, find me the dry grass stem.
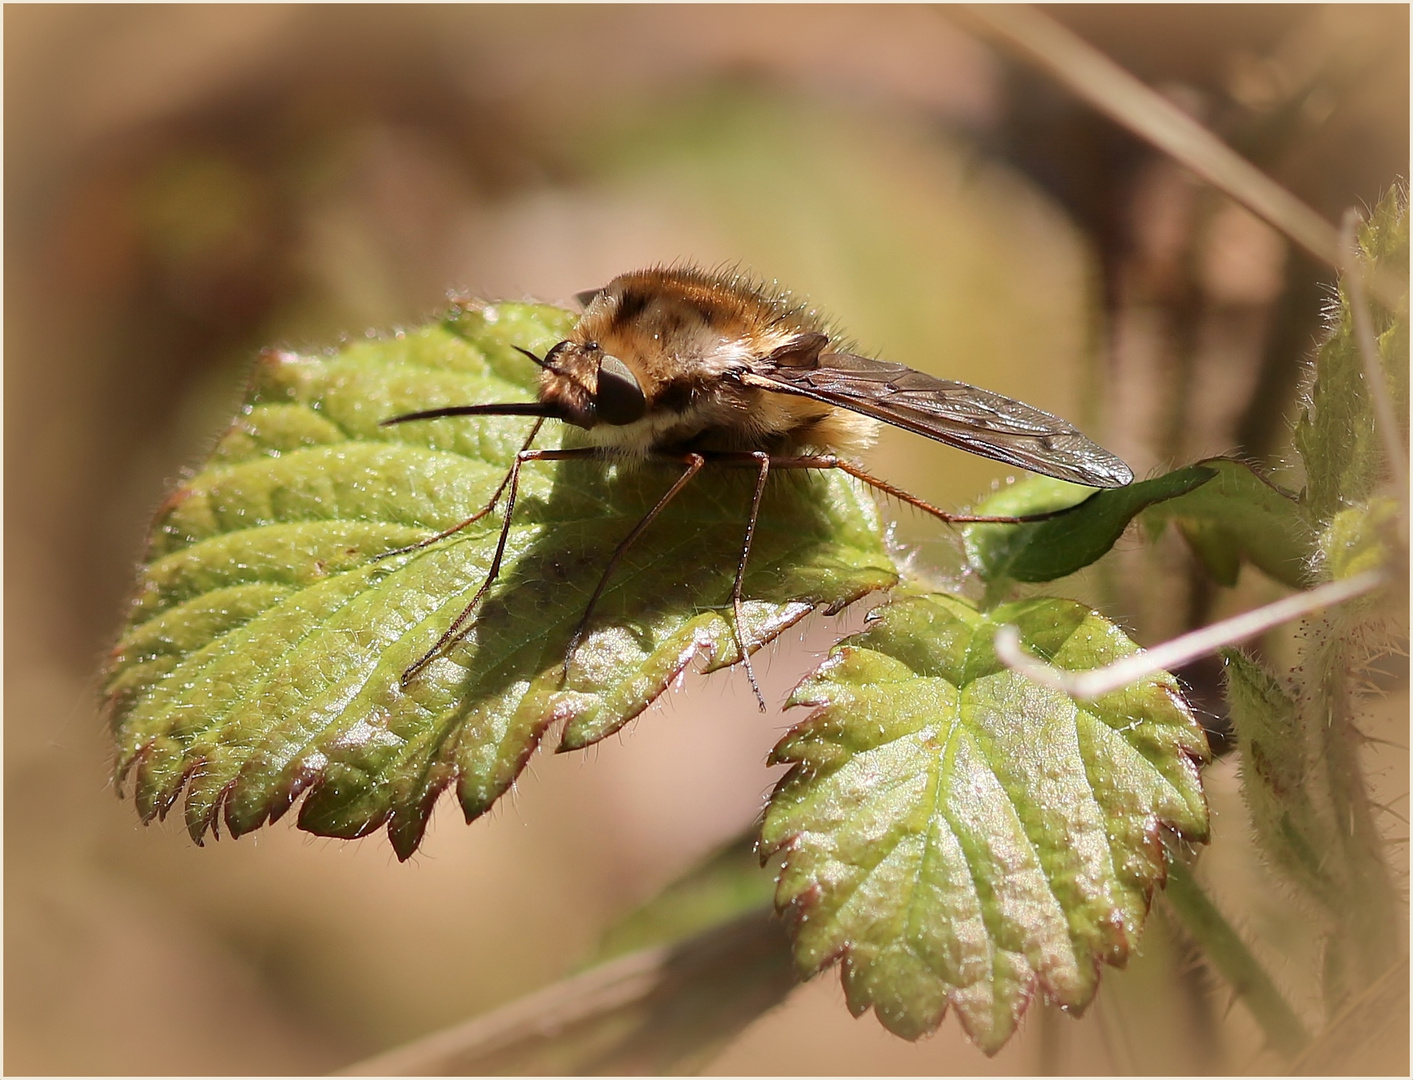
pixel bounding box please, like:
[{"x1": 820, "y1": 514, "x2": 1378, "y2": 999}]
[{"x1": 955, "y1": 4, "x2": 1409, "y2": 312}]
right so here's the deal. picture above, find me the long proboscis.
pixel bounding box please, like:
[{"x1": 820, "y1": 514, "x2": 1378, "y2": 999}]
[{"x1": 380, "y1": 402, "x2": 562, "y2": 426}]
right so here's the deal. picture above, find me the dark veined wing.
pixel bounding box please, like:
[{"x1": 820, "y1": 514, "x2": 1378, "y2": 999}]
[{"x1": 756, "y1": 348, "x2": 1134, "y2": 488}]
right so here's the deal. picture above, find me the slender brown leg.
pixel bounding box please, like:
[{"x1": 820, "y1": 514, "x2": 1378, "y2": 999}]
[
  {"x1": 375, "y1": 418, "x2": 546, "y2": 562},
  {"x1": 561, "y1": 453, "x2": 706, "y2": 683},
  {"x1": 760, "y1": 454, "x2": 1092, "y2": 525},
  {"x1": 401, "y1": 446, "x2": 1081, "y2": 691},
  {"x1": 400, "y1": 445, "x2": 593, "y2": 686},
  {"x1": 729, "y1": 452, "x2": 772, "y2": 712},
  {"x1": 681, "y1": 449, "x2": 1084, "y2": 710}
]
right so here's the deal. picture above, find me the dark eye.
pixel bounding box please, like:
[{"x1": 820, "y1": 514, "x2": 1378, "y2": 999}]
[{"x1": 595, "y1": 355, "x2": 647, "y2": 425}]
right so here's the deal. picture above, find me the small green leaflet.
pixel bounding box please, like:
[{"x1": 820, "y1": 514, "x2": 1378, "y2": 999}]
[
  {"x1": 762, "y1": 589, "x2": 1210, "y2": 1052},
  {"x1": 962, "y1": 466, "x2": 1215, "y2": 584},
  {"x1": 1142, "y1": 458, "x2": 1311, "y2": 588},
  {"x1": 103, "y1": 303, "x2": 897, "y2": 859},
  {"x1": 961, "y1": 457, "x2": 1311, "y2": 589}
]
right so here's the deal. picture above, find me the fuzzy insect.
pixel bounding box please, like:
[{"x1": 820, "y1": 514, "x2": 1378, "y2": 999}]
[{"x1": 382, "y1": 266, "x2": 1133, "y2": 706}]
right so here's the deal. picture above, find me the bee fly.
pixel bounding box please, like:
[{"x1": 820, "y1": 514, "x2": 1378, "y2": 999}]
[{"x1": 382, "y1": 265, "x2": 1133, "y2": 708}]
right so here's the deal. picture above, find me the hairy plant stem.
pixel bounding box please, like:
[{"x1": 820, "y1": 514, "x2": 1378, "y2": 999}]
[{"x1": 1161, "y1": 858, "x2": 1310, "y2": 1056}]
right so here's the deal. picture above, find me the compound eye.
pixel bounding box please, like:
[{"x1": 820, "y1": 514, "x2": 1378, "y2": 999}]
[{"x1": 595, "y1": 355, "x2": 648, "y2": 425}]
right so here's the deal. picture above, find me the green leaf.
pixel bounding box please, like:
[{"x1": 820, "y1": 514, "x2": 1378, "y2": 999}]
[
  {"x1": 1294, "y1": 190, "x2": 1409, "y2": 525},
  {"x1": 962, "y1": 466, "x2": 1215, "y2": 585},
  {"x1": 104, "y1": 303, "x2": 897, "y2": 860},
  {"x1": 761, "y1": 589, "x2": 1210, "y2": 1052},
  {"x1": 1141, "y1": 458, "x2": 1311, "y2": 588}
]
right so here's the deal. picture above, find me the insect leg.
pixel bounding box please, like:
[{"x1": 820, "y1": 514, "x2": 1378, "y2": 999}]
[
  {"x1": 400, "y1": 444, "x2": 589, "y2": 687},
  {"x1": 375, "y1": 418, "x2": 546, "y2": 562},
  {"x1": 729, "y1": 452, "x2": 772, "y2": 712},
  {"x1": 767, "y1": 455, "x2": 1091, "y2": 525},
  {"x1": 561, "y1": 453, "x2": 705, "y2": 685}
]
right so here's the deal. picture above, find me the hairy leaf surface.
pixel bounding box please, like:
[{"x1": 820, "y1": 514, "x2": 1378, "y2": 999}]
[
  {"x1": 1294, "y1": 190, "x2": 1409, "y2": 526},
  {"x1": 761, "y1": 589, "x2": 1209, "y2": 1051},
  {"x1": 104, "y1": 303, "x2": 897, "y2": 858},
  {"x1": 1221, "y1": 648, "x2": 1338, "y2": 912},
  {"x1": 1142, "y1": 458, "x2": 1311, "y2": 588}
]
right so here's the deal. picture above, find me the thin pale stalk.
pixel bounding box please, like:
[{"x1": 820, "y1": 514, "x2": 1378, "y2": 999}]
[
  {"x1": 954, "y1": 4, "x2": 1408, "y2": 313},
  {"x1": 1288, "y1": 956, "x2": 1409, "y2": 1075},
  {"x1": 994, "y1": 570, "x2": 1387, "y2": 700}
]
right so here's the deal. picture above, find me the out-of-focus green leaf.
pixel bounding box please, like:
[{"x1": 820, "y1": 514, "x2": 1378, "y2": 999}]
[
  {"x1": 1294, "y1": 191, "x2": 1408, "y2": 526},
  {"x1": 103, "y1": 302, "x2": 897, "y2": 860},
  {"x1": 594, "y1": 832, "x2": 778, "y2": 963},
  {"x1": 1142, "y1": 458, "x2": 1310, "y2": 588},
  {"x1": 1318, "y1": 497, "x2": 1402, "y2": 583},
  {"x1": 963, "y1": 466, "x2": 1215, "y2": 585},
  {"x1": 1264, "y1": 190, "x2": 1408, "y2": 1000},
  {"x1": 761, "y1": 588, "x2": 1210, "y2": 1053}
]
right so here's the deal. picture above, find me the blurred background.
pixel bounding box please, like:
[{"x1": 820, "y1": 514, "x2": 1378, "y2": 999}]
[{"x1": 6, "y1": 5, "x2": 1406, "y2": 1074}]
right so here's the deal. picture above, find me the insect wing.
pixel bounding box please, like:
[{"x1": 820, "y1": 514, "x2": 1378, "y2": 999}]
[{"x1": 760, "y1": 351, "x2": 1134, "y2": 488}]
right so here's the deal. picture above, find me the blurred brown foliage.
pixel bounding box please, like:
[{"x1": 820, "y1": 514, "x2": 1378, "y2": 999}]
[{"x1": 5, "y1": 6, "x2": 1405, "y2": 1075}]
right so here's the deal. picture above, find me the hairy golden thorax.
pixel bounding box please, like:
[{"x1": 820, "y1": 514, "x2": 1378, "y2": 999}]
[{"x1": 539, "y1": 266, "x2": 879, "y2": 456}]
